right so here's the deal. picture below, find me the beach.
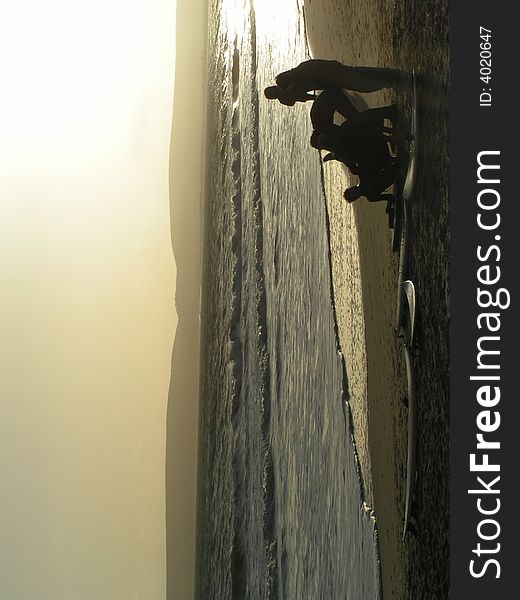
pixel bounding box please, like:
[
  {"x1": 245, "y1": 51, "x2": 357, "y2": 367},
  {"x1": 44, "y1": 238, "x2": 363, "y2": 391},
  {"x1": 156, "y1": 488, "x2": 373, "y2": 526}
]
[
  {"x1": 195, "y1": 0, "x2": 449, "y2": 597},
  {"x1": 304, "y1": 0, "x2": 450, "y2": 597}
]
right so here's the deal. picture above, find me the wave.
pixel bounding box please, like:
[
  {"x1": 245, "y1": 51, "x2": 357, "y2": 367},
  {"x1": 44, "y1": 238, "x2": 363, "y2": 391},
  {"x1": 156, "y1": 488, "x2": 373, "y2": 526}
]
[
  {"x1": 248, "y1": 5, "x2": 281, "y2": 595},
  {"x1": 226, "y1": 3, "x2": 280, "y2": 596}
]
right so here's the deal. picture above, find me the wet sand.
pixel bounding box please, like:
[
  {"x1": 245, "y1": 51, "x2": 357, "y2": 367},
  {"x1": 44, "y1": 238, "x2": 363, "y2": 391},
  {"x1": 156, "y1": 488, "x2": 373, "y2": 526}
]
[{"x1": 304, "y1": 1, "x2": 449, "y2": 598}]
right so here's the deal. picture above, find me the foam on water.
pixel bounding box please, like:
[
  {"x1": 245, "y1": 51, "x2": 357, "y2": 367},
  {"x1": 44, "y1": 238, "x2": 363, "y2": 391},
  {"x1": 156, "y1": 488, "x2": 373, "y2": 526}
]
[{"x1": 196, "y1": 1, "x2": 383, "y2": 597}]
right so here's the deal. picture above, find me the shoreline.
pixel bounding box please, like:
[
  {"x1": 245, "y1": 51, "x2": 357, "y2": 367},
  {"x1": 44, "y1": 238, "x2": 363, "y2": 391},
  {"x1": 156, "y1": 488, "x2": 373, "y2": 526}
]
[
  {"x1": 304, "y1": 1, "x2": 450, "y2": 597},
  {"x1": 304, "y1": 1, "x2": 418, "y2": 597},
  {"x1": 322, "y1": 145, "x2": 407, "y2": 598}
]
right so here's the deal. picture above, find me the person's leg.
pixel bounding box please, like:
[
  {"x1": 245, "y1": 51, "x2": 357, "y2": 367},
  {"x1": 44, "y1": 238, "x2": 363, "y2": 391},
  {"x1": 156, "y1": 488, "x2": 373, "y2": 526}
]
[
  {"x1": 343, "y1": 186, "x2": 364, "y2": 203},
  {"x1": 344, "y1": 186, "x2": 395, "y2": 204},
  {"x1": 280, "y1": 61, "x2": 412, "y2": 94},
  {"x1": 338, "y1": 66, "x2": 411, "y2": 93},
  {"x1": 362, "y1": 104, "x2": 399, "y2": 126},
  {"x1": 358, "y1": 106, "x2": 401, "y2": 147},
  {"x1": 347, "y1": 129, "x2": 393, "y2": 172},
  {"x1": 300, "y1": 61, "x2": 411, "y2": 92},
  {"x1": 358, "y1": 162, "x2": 398, "y2": 196}
]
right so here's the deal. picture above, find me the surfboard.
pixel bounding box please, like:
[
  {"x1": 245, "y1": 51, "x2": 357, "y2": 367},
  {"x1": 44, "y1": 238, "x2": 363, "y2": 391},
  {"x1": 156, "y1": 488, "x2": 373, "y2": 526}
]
[
  {"x1": 402, "y1": 73, "x2": 420, "y2": 202},
  {"x1": 394, "y1": 72, "x2": 420, "y2": 333},
  {"x1": 402, "y1": 280, "x2": 416, "y2": 347},
  {"x1": 402, "y1": 343, "x2": 418, "y2": 540},
  {"x1": 394, "y1": 199, "x2": 408, "y2": 334}
]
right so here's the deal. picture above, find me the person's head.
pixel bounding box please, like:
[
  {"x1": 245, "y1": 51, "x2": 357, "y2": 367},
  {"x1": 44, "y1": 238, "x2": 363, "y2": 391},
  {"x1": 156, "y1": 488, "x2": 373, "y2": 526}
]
[
  {"x1": 310, "y1": 131, "x2": 334, "y2": 151},
  {"x1": 310, "y1": 131, "x2": 326, "y2": 150},
  {"x1": 264, "y1": 85, "x2": 296, "y2": 106},
  {"x1": 275, "y1": 70, "x2": 295, "y2": 89},
  {"x1": 343, "y1": 187, "x2": 363, "y2": 203}
]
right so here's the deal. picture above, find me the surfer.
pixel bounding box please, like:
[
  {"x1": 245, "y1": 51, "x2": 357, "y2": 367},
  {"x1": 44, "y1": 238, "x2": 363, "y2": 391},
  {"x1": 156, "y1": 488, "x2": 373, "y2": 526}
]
[
  {"x1": 265, "y1": 85, "x2": 398, "y2": 141},
  {"x1": 311, "y1": 127, "x2": 397, "y2": 203},
  {"x1": 310, "y1": 89, "x2": 359, "y2": 129},
  {"x1": 311, "y1": 90, "x2": 399, "y2": 134},
  {"x1": 311, "y1": 117, "x2": 394, "y2": 173},
  {"x1": 275, "y1": 59, "x2": 411, "y2": 95},
  {"x1": 264, "y1": 60, "x2": 410, "y2": 109},
  {"x1": 264, "y1": 61, "x2": 407, "y2": 205},
  {"x1": 343, "y1": 162, "x2": 397, "y2": 204}
]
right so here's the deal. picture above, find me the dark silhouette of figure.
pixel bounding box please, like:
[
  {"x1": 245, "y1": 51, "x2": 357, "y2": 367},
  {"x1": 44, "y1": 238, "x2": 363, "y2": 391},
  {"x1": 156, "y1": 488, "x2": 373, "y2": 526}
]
[
  {"x1": 263, "y1": 60, "x2": 408, "y2": 204},
  {"x1": 310, "y1": 120, "x2": 397, "y2": 204},
  {"x1": 311, "y1": 115, "x2": 394, "y2": 172},
  {"x1": 264, "y1": 59, "x2": 410, "y2": 110},
  {"x1": 310, "y1": 90, "x2": 399, "y2": 140},
  {"x1": 276, "y1": 59, "x2": 410, "y2": 95},
  {"x1": 309, "y1": 89, "x2": 359, "y2": 131}
]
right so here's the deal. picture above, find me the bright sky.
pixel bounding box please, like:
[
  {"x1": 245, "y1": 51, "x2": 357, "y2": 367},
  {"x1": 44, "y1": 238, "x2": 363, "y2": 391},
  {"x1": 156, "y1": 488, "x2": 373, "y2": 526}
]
[{"x1": 0, "y1": 1, "x2": 205, "y2": 598}]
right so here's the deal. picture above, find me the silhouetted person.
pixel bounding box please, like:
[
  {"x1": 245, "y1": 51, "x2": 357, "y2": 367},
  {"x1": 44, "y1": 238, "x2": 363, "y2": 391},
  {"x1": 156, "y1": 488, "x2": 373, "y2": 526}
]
[
  {"x1": 310, "y1": 89, "x2": 359, "y2": 131},
  {"x1": 265, "y1": 60, "x2": 407, "y2": 204},
  {"x1": 311, "y1": 130, "x2": 361, "y2": 173},
  {"x1": 312, "y1": 118, "x2": 393, "y2": 173},
  {"x1": 343, "y1": 163, "x2": 397, "y2": 204},
  {"x1": 310, "y1": 90, "x2": 399, "y2": 139},
  {"x1": 310, "y1": 128, "x2": 397, "y2": 204},
  {"x1": 276, "y1": 59, "x2": 411, "y2": 95}
]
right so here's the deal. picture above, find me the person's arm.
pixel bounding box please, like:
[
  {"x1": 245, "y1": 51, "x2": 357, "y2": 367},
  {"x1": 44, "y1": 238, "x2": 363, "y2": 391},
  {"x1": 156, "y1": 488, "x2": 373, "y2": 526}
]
[{"x1": 311, "y1": 90, "x2": 360, "y2": 132}]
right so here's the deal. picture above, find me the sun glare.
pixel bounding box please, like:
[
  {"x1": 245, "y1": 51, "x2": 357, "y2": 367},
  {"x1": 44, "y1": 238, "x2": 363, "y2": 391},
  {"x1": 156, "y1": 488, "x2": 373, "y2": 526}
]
[
  {"x1": 253, "y1": 0, "x2": 297, "y2": 39},
  {"x1": 1, "y1": 1, "x2": 170, "y2": 165},
  {"x1": 223, "y1": 0, "x2": 246, "y2": 44}
]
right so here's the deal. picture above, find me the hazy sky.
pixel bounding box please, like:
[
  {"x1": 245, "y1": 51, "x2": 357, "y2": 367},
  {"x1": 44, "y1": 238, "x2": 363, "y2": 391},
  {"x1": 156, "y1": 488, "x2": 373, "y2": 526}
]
[{"x1": 0, "y1": 1, "x2": 203, "y2": 598}]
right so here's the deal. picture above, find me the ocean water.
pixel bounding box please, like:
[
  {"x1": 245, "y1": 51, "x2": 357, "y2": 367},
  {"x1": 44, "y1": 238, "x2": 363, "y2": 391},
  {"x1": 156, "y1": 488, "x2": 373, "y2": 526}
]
[{"x1": 196, "y1": 0, "x2": 383, "y2": 598}]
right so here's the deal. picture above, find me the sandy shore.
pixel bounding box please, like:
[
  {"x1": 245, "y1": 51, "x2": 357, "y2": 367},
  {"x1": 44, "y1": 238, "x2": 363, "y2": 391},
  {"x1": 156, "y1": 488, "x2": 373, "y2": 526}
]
[
  {"x1": 304, "y1": 1, "x2": 450, "y2": 598},
  {"x1": 304, "y1": 1, "x2": 432, "y2": 598}
]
